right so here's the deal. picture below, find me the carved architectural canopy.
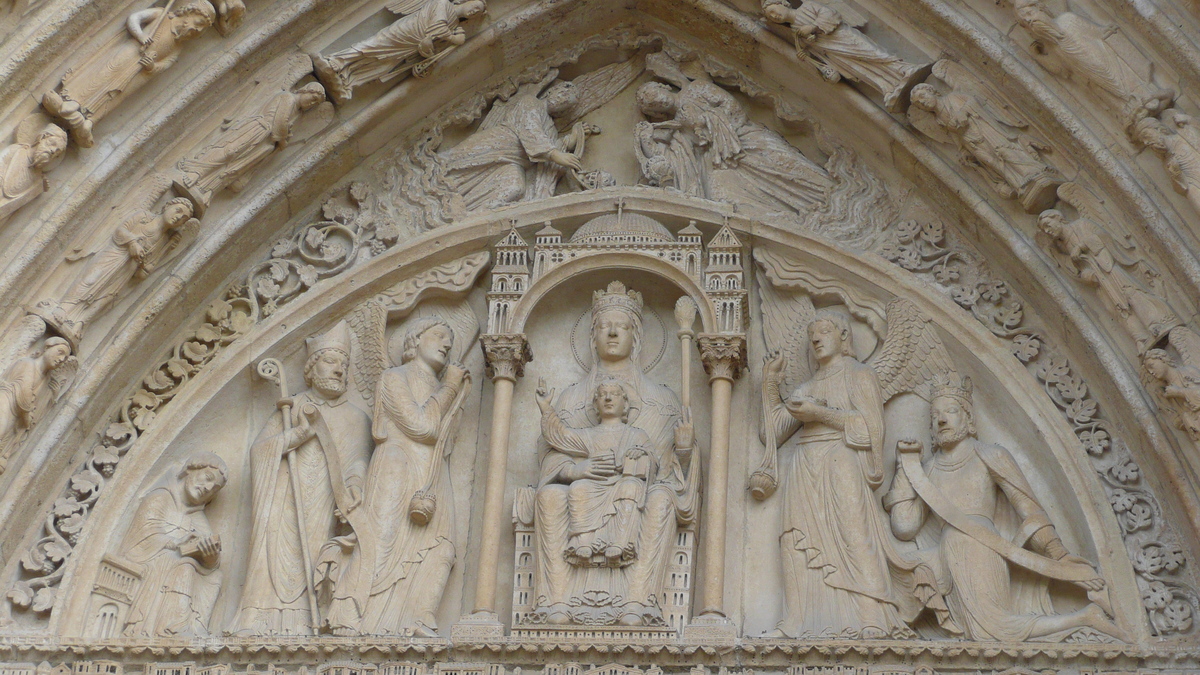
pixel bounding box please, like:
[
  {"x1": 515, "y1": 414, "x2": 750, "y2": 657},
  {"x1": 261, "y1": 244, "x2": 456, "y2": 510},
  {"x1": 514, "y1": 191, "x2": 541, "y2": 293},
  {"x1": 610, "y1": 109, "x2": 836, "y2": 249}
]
[{"x1": 3, "y1": 1, "x2": 1200, "y2": 674}]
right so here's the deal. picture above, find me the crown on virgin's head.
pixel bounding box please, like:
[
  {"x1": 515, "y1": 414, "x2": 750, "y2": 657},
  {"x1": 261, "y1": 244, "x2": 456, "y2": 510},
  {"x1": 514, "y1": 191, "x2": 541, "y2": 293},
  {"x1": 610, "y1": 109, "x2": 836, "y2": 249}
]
[
  {"x1": 593, "y1": 281, "x2": 644, "y2": 315},
  {"x1": 931, "y1": 370, "x2": 973, "y2": 403}
]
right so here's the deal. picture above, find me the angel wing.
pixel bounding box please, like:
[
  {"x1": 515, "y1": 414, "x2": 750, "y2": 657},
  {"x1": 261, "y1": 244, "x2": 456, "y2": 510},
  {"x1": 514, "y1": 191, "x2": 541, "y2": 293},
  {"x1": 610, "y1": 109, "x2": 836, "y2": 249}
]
[
  {"x1": 865, "y1": 297, "x2": 954, "y2": 401},
  {"x1": 646, "y1": 52, "x2": 690, "y2": 90},
  {"x1": 0, "y1": 315, "x2": 51, "y2": 379},
  {"x1": 227, "y1": 53, "x2": 316, "y2": 125},
  {"x1": 138, "y1": 217, "x2": 201, "y2": 278},
  {"x1": 906, "y1": 99, "x2": 953, "y2": 145},
  {"x1": 1171, "y1": 327, "x2": 1200, "y2": 371},
  {"x1": 47, "y1": 356, "x2": 77, "y2": 403},
  {"x1": 348, "y1": 297, "x2": 389, "y2": 401},
  {"x1": 757, "y1": 266, "x2": 816, "y2": 393},
  {"x1": 555, "y1": 55, "x2": 647, "y2": 130},
  {"x1": 1056, "y1": 182, "x2": 1142, "y2": 267}
]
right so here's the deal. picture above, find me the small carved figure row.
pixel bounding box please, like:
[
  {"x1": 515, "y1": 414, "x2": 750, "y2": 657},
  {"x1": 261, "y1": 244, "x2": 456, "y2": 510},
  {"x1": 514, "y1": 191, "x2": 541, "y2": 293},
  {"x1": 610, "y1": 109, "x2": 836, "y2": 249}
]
[{"x1": 0, "y1": 72, "x2": 329, "y2": 474}]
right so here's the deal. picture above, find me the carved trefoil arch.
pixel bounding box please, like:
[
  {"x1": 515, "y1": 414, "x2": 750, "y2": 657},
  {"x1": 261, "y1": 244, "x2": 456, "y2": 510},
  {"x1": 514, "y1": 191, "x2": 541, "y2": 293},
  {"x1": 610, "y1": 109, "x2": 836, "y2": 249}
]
[{"x1": 0, "y1": 0, "x2": 1197, "y2": 673}]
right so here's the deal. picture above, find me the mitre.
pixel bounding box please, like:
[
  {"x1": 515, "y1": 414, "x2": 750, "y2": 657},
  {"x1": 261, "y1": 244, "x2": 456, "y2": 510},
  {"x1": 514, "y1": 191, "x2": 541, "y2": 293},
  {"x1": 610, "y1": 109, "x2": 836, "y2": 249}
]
[{"x1": 306, "y1": 319, "x2": 351, "y2": 359}]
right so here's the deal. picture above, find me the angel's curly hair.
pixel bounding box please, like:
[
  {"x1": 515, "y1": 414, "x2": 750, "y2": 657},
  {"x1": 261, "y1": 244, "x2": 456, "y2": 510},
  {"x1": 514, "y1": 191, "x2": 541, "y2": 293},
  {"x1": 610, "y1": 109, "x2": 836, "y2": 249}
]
[{"x1": 401, "y1": 317, "x2": 453, "y2": 365}]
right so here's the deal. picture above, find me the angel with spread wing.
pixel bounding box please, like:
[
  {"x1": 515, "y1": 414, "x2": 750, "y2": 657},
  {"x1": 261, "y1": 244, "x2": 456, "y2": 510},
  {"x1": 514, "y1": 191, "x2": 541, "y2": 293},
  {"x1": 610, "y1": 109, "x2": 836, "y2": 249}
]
[
  {"x1": 58, "y1": 190, "x2": 200, "y2": 328},
  {"x1": 755, "y1": 276, "x2": 952, "y2": 638},
  {"x1": 436, "y1": 60, "x2": 637, "y2": 211},
  {"x1": 761, "y1": 0, "x2": 930, "y2": 113},
  {"x1": 0, "y1": 336, "x2": 75, "y2": 474},
  {"x1": 311, "y1": 0, "x2": 486, "y2": 105},
  {"x1": 909, "y1": 61, "x2": 1062, "y2": 214},
  {"x1": 321, "y1": 299, "x2": 476, "y2": 636},
  {"x1": 1037, "y1": 184, "x2": 1179, "y2": 353}
]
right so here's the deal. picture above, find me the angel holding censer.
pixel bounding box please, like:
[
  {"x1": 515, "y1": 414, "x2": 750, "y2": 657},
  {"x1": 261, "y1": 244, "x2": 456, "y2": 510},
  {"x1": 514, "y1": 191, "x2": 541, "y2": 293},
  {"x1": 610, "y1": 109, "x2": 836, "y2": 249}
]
[
  {"x1": 753, "y1": 288, "x2": 954, "y2": 639},
  {"x1": 322, "y1": 315, "x2": 471, "y2": 637}
]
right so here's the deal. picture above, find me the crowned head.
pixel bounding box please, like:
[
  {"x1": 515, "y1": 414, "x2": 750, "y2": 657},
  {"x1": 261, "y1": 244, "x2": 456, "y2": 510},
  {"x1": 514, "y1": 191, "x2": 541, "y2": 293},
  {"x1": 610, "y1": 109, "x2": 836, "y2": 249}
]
[
  {"x1": 591, "y1": 281, "x2": 644, "y2": 365},
  {"x1": 305, "y1": 320, "x2": 350, "y2": 398},
  {"x1": 930, "y1": 371, "x2": 976, "y2": 448}
]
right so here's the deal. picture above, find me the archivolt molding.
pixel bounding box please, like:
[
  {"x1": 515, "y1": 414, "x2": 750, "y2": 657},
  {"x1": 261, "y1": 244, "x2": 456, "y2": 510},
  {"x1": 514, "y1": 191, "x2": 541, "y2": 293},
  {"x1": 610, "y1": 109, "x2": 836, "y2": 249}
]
[{"x1": 0, "y1": 0, "x2": 1198, "y2": 662}]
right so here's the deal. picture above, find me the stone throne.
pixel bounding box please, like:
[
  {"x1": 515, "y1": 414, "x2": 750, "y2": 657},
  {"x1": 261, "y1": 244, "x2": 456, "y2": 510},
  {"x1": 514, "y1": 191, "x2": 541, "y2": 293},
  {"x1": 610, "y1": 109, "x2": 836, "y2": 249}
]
[{"x1": 477, "y1": 208, "x2": 747, "y2": 639}]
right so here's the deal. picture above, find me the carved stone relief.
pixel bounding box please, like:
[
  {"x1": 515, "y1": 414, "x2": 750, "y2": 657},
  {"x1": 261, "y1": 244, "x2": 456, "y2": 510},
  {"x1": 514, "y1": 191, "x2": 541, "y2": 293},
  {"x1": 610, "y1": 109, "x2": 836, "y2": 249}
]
[
  {"x1": 0, "y1": 117, "x2": 67, "y2": 225},
  {"x1": 1012, "y1": 0, "x2": 1175, "y2": 136},
  {"x1": 760, "y1": 0, "x2": 931, "y2": 113},
  {"x1": 312, "y1": 0, "x2": 487, "y2": 105},
  {"x1": 2, "y1": 11, "x2": 1200, "y2": 675},
  {"x1": 40, "y1": 1, "x2": 233, "y2": 148},
  {"x1": 908, "y1": 60, "x2": 1062, "y2": 214}
]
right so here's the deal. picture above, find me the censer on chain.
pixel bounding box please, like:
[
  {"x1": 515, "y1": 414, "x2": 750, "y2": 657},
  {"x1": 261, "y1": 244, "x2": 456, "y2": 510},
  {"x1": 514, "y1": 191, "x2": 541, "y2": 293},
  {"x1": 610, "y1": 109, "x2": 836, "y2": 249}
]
[{"x1": 409, "y1": 376, "x2": 471, "y2": 525}]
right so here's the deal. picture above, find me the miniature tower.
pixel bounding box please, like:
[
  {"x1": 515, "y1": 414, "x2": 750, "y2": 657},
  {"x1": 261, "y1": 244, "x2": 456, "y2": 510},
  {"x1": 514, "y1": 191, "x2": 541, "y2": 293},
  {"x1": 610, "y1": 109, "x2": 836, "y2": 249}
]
[
  {"x1": 487, "y1": 225, "x2": 530, "y2": 334},
  {"x1": 511, "y1": 487, "x2": 536, "y2": 625},
  {"x1": 705, "y1": 224, "x2": 746, "y2": 333},
  {"x1": 533, "y1": 221, "x2": 562, "y2": 279}
]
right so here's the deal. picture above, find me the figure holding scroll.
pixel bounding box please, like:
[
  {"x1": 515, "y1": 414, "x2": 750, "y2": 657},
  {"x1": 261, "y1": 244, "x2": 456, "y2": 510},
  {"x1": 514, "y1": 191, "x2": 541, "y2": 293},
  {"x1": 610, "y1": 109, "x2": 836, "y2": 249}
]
[{"x1": 885, "y1": 371, "x2": 1125, "y2": 641}]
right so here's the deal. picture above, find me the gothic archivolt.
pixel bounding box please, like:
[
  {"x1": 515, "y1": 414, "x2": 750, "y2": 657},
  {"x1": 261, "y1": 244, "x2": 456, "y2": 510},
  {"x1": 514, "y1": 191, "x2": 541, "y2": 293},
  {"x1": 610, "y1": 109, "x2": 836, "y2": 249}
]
[{"x1": 0, "y1": 1, "x2": 1198, "y2": 673}]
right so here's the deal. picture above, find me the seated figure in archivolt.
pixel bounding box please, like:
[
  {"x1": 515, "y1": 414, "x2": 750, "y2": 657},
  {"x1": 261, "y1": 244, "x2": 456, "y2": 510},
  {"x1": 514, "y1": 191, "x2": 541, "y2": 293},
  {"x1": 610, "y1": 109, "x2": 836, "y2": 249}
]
[
  {"x1": 530, "y1": 282, "x2": 698, "y2": 627},
  {"x1": 885, "y1": 371, "x2": 1125, "y2": 642}
]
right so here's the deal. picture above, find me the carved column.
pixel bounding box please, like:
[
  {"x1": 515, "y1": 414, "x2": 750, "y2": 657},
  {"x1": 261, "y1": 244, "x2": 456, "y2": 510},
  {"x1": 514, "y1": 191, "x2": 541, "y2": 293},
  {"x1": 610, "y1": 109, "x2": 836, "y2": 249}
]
[
  {"x1": 693, "y1": 333, "x2": 746, "y2": 626},
  {"x1": 458, "y1": 333, "x2": 531, "y2": 637}
]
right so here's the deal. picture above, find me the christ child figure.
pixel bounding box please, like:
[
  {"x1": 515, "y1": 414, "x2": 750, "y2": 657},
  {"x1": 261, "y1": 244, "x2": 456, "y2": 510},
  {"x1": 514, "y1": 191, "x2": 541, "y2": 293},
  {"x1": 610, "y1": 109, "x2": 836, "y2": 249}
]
[{"x1": 536, "y1": 377, "x2": 657, "y2": 567}]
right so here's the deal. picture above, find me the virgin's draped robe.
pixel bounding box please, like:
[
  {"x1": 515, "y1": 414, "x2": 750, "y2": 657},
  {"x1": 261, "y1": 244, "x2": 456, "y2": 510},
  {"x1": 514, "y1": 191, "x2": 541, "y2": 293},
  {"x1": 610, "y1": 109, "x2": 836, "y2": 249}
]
[
  {"x1": 0, "y1": 142, "x2": 47, "y2": 223},
  {"x1": 540, "y1": 400, "x2": 656, "y2": 567},
  {"x1": 326, "y1": 364, "x2": 457, "y2": 635},
  {"x1": 120, "y1": 486, "x2": 221, "y2": 637},
  {"x1": 886, "y1": 443, "x2": 1061, "y2": 641},
  {"x1": 768, "y1": 358, "x2": 929, "y2": 638},
  {"x1": 325, "y1": 0, "x2": 460, "y2": 88},
  {"x1": 534, "y1": 368, "x2": 698, "y2": 623},
  {"x1": 645, "y1": 79, "x2": 830, "y2": 214},
  {"x1": 234, "y1": 390, "x2": 371, "y2": 635}
]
